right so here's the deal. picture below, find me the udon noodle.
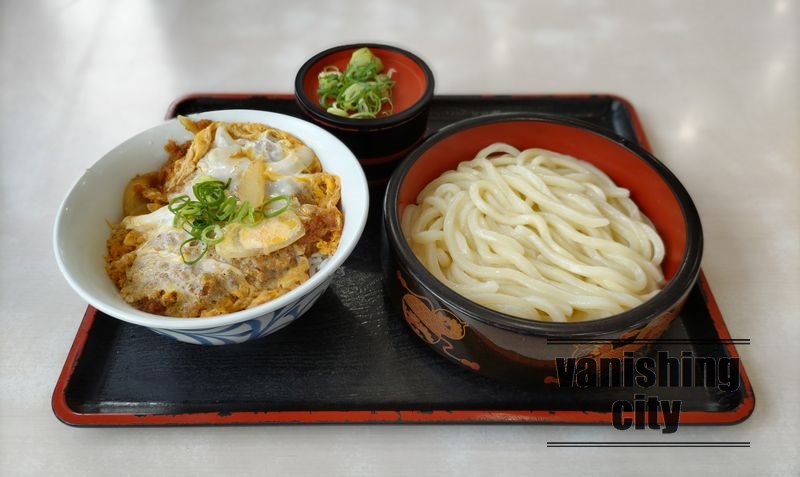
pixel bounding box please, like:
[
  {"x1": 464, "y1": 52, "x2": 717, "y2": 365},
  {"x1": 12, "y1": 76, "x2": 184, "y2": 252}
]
[{"x1": 401, "y1": 143, "x2": 665, "y2": 322}]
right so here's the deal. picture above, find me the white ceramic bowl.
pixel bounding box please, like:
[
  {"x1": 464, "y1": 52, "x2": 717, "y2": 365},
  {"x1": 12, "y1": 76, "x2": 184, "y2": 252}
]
[{"x1": 54, "y1": 109, "x2": 369, "y2": 345}]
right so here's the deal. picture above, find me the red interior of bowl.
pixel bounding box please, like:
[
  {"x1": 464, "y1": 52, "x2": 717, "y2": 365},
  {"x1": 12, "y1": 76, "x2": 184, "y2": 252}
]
[
  {"x1": 301, "y1": 47, "x2": 429, "y2": 115},
  {"x1": 397, "y1": 120, "x2": 688, "y2": 280}
]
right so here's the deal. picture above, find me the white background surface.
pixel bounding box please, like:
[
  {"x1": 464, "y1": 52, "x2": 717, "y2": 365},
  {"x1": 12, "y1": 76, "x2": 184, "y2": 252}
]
[{"x1": 1, "y1": 0, "x2": 798, "y2": 475}]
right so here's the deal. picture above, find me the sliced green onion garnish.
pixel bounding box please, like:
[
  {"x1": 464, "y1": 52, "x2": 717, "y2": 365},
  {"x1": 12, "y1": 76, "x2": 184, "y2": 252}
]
[
  {"x1": 168, "y1": 195, "x2": 191, "y2": 213},
  {"x1": 263, "y1": 194, "x2": 291, "y2": 218},
  {"x1": 316, "y1": 47, "x2": 395, "y2": 119},
  {"x1": 179, "y1": 238, "x2": 207, "y2": 265},
  {"x1": 167, "y1": 179, "x2": 292, "y2": 264},
  {"x1": 200, "y1": 224, "x2": 224, "y2": 244},
  {"x1": 216, "y1": 196, "x2": 239, "y2": 221}
]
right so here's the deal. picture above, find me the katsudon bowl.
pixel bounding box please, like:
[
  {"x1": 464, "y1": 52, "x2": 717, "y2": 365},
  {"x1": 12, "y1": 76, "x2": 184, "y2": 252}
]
[
  {"x1": 383, "y1": 113, "x2": 703, "y2": 383},
  {"x1": 54, "y1": 109, "x2": 369, "y2": 345}
]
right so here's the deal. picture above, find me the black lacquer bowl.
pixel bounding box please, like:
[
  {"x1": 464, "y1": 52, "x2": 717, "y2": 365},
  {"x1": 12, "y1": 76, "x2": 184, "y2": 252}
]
[
  {"x1": 295, "y1": 43, "x2": 435, "y2": 182},
  {"x1": 383, "y1": 113, "x2": 704, "y2": 383}
]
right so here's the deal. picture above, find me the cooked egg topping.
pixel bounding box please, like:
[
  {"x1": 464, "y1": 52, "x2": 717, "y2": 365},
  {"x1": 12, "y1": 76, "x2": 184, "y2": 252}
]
[{"x1": 105, "y1": 118, "x2": 343, "y2": 318}]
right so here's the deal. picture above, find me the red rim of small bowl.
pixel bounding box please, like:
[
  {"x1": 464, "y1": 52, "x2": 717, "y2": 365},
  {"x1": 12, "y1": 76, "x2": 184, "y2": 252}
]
[
  {"x1": 384, "y1": 113, "x2": 704, "y2": 336},
  {"x1": 294, "y1": 43, "x2": 435, "y2": 131}
]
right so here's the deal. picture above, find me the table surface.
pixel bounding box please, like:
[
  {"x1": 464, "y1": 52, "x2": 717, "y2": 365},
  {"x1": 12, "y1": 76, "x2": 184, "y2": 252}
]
[{"x1": 1, "y1": 0, "x2": 797, "y2": 476}]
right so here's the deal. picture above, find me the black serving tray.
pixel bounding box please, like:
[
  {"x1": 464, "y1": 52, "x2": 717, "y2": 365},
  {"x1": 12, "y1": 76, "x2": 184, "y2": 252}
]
[{"x1": 52, "y1": 94, "x2": 754, "y2": 426}]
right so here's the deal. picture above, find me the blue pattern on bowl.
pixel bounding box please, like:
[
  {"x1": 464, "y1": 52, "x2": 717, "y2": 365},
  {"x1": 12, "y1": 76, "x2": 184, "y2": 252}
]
[{"x1": 150, "y1": 278, "x2": 332, "y2": 345}]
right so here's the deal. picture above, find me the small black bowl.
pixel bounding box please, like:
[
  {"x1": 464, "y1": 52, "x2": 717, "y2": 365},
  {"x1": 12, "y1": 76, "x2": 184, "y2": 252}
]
[
  {"x1": 295, "y1": 43, "x2": 435, "y2": 183},
  {"x1": 383, "y1": 113, "x2": 703, "y2": 384}
]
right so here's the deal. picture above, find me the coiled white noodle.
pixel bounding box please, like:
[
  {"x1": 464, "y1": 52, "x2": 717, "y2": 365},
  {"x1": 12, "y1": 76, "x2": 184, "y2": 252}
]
[{"x1": 401, "y1": 144, "x2": 665, "y2": 322}]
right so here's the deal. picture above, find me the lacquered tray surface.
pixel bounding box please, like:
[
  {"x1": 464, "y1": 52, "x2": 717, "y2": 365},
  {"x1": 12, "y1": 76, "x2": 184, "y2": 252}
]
[{"x1": 52, "y1": 94, "x2": 754, "y2": 426}]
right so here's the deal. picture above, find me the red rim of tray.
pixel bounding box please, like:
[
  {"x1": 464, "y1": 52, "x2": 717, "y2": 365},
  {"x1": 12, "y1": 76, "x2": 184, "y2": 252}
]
[{"x1": 52, "y1": 93, "x2": 754, "y2": 426}]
